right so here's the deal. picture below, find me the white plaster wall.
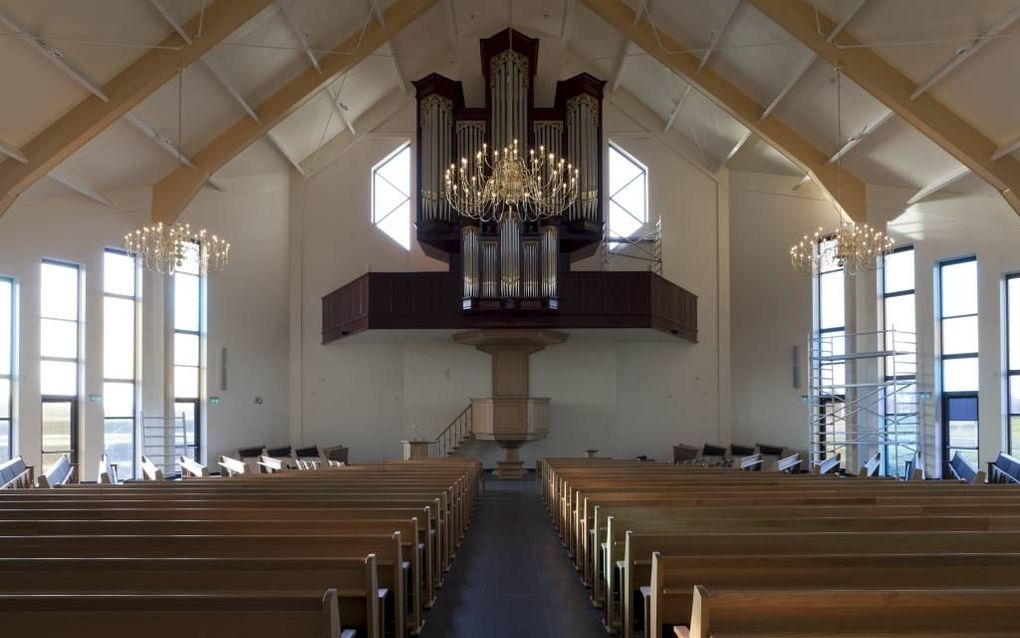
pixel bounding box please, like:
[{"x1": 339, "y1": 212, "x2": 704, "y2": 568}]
[
  {"x1": 291, "y1": 96, "x2": 730, "y2": 466},
  {"x1": 728, "y1": 171, "x2": 840, "y2": 453},
  {"x1": 0, "y1": 171, "x2": 290, "y2": 480}
]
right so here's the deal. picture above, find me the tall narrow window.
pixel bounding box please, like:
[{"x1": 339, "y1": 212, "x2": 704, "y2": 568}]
[
  {"x1": 939, "y1": 257, "x2": 979, "y2": 470},
  {"x1": 607, "y1": 143, "x2": 648, "y2": 240},
  {"x1": 0, "y1": 276, "x2": 13, "y2": 460},
  {"x1": 881, "y1": 246, "x2": 917, "y2": 476},
  {"x1": 40, "y1": 260, "x2": 80, "y2": 471},
  {"x1": 103, "y1": 249, "x2": 138, "y2": 478},
  {"x1": 174, "y1": 242, "x2": 202, "y2": 461},
  {"x1": 372, "y1": 143, "x2": 411, "y2": 250},
  {"x1": 814, "y1": 237, "x2": 846, "y2": 462},
  {"x1": 1007, "y1": 274, "x2": 1020, "y2": 454}
]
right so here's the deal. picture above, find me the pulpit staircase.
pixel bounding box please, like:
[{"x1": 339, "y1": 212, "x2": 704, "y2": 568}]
[{"x1": 431, "y1": 405, "x2": 474, "y2": 458}]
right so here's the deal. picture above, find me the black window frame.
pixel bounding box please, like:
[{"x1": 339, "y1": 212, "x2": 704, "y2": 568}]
[
  {"x1": 814, "y1": 236, "x2": 846, "y2": 462},
  {"x1": 173, "y1": 242, "x2": 203, "y2": 462},
  {"x1": 102, "y1": 247, "x2": 139, "y2": 478},
  {"x1": 1006, "y1": 273, "x2": 1020, "y2": 454},
  {"x1": 938, "y1": 255, "x2": 979, "y2": 474},
  {"x1": 880, "y1": 245, "x2": 917, "y2": 477},
  {"x1": 0, "y1": 275, "x2": 13, "y2": 461},
  {"x1": 39, "y1": 259, "x2": 82, "y2": 469}
]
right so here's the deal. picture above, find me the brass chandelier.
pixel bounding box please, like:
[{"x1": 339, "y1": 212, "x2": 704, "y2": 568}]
[
  {"x1": 444, "y1": 138, "x2": 579, "y2": 223},
  {"x1": 125, "y1": 222, "x2": 230, "y2": 276},
  {"x1": 790, "y1": 63, "x2": 893, "y2": 276}
]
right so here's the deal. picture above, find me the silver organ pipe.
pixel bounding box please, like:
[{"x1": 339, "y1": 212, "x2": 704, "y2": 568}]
[
  {"x1": 499, "y1": 217, "x2": 520, "y2": 300},
  {"x1": 462, "y1": 225, "x2": 480, "y2": 299},
  {"x1": 419, "y1": 94, "x2": 453, "y2": 222},
  {"x1": 541, "y1": 225, "x2": 558, "y2": 299},
  {"x1": 490, "y1": 51, "x2": 529, "y2": 154},
  {"x1": 481, "y1": 241, "x2": 499, "y2": 299},
  {"x1": 534, "y1": 121, "x2": 563, "y2": 160},
  {"x1": 522, "y1": 240, "x2": 540, "y2": 299},
  {"x1": 566, "y1": 94, "x2": 600, "y2": 222},
  {"x1": 456, "y1": 121, "x2": 486, "y2": 169}
]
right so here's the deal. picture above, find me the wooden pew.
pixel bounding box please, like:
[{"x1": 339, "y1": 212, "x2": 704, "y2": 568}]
[
  {"x1": 36, "y1": 454, "x2": 75, "y2": 488},
  {"x1": 0, "y1": 590, "x2": 353, "y2": 638},
  {"x1": 858, "y1": 449, "x2": 881, "y2": 477},
  {"x1": 812, "y1": 453, "x2": 841, "y2": 475},
  {"x1": 218, "y1": 454, "x2": 248, "y2": 476},
  {"x1": 650, "y1": 552, "x2": 1020, "y2": 638},
  {"x1": 0, "y1": 456, "x2": 33, "y2": 489},
  {"x1": 622, "y1": 530, "x2": 1020, "y2": 638},
  {"x1": 0, "y1": 517, "x2": 427, "y2": 633},
  {"x1": 989, "y1": 451, "x2": 1020, "y2": 485},
  {"x1": 0, "y1": 532, "x2": 409, "y2": 637},
  {"x1": 680, "y1": 586, "x2": 1020, "y2": 637},
  {"x1": 3, "y1": 556, "x2": 379, "y2": 638}
]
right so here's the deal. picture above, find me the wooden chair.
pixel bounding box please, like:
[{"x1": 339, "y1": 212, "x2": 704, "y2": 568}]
[
  {"x1": 179, "y1": 455, "x2": 207, "y2": 478},
  {"x1": 947, "y1": 450, "x2": 985, "y2": 484},
  {"x1": 219, "y1": 455, "x2": 248, "y2": 477},
  {"x1": 812, "y1": 453, "x2": 841, "y2": 475},
  {"x1": 139, "y1": 455, "x2": 164, "y2": 481},
  {"x1": 0, "y1": 456, "x2": 33, "y2": 489},
  {"x1": 36, "y1": 455, "x2": 75, "y2": 488},
  {"x1": 96, "y1": 454, "x2": 118, "y2": 485},
  {"x1": 858, "y1": 449, "x2": 881, "y2": 477},
  {"x1": 989, "y1": 451, "x2": 1020, "y2": 484}
]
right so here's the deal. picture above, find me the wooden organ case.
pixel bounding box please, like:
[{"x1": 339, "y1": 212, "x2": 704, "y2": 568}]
[{"x1": 413, "y1": 29, "x2": 605, "y2": 312}]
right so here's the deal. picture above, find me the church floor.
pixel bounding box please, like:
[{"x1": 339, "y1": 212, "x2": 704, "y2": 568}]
[{"x1": 420, "y1": 474, "x2": 607, "y2": 638}]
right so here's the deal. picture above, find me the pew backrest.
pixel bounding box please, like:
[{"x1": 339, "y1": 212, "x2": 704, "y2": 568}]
[
  {"x1": 0, "y1": 457, "x2": 33, "y2": 489},
  {"x1": 774, "y1": 452, "x2": 801, "y2": 473},
  {"x1": 739, "y1": 453, "x2": 763, "y2": 472},
  {"x1": 36, "y1": 455, "x2": 74, "y2": 488},
  {"x1": 813, "y1": 453, "x2": 841, "y2": 475},
  {"x1": 259, "y1": 455, "x2": 285, "y2": 474}
]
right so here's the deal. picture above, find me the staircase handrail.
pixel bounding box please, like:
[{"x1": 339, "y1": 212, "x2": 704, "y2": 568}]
[{"x1": 432, "y1": 404, "x2": 472, "y2": 458}]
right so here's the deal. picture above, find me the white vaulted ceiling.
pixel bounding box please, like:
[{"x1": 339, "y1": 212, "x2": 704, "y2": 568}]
[{"x1": 0, "y1": 0, "x2": 1018, "y2": 215}]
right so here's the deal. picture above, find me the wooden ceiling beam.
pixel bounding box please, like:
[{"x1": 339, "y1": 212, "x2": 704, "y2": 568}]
[
  {"x1": 152, "y1": 0, "x2": 437, "y2": 223},
  {"x1": 748, "y1": 0, "x2": 1020, "y2": 216},
  {"x1": 581, "y1": 0, "x2": 867, "y2": 221},
  {"x1": 0, "y1": 0, "x2": 274, "y2": 218}
]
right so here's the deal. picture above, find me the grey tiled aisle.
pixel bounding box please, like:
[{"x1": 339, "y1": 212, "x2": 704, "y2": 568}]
[{"x1": 420, "y1": 474, "x2": 607, "y2": 638}]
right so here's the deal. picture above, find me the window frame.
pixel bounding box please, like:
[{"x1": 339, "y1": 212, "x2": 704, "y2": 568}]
[
  {"x1": 1006, "y1": 273, "x2": 1020, "y2": 454},
  {"x1": 0, "y1": 275, "x2": 13, "y2": 461},
  {"x1": 371, "y1": 141, "x2": 412, "y2": 250},
  {"x1": 880, "y1": 245, "x2": 917, "y2": 477},
  {"x1": 938, "y1": 256, "x2": 979, "y2": 473},
  {"x1": 173, "y1": 241, "x2": 203, "y2": 462},
  {"x1": 103, "y1": 248, "x2": 139, "y2": 478},
  {"x1": 40, "y1": 259, "x2": 81, "y2": 469},
  {"x1": 813, "y1": 236, "x2": 846, "y2": 462},
  {"x1": 606, "y1": 141, "x2": 649, "y2": 243}
]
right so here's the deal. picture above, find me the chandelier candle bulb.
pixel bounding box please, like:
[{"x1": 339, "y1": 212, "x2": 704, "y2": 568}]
[{"x1": 124, "y1": 221, "x2": 230, "y2": 276}]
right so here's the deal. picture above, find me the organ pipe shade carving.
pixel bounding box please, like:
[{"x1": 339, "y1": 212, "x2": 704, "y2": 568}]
[
  {"x1": 481, "y1": 241, "x2": 499, "y2": 299},
  {"x1": 541, "y1": 225, "x2": 557, "y2": 299},
  {"x1": 499, "y1": 217, "x2": 521, "y2": 300},
  {"x1": 462, "y1": 225, "x2": 480, "y2": 299},
  {"x1": 490, "y1": 50, "x2": 530, "y2": 155},
  {"x1": 419, "y1": 94, "x2": 454, "y2": 222},
  {"x1": 566, "y1": 94, "x2": 600, "y2": 222}
]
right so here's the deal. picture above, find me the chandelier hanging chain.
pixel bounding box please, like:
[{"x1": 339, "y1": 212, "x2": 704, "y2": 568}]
[{"x1": 789, "y1": 61, "x2": 893, "y2": 277}]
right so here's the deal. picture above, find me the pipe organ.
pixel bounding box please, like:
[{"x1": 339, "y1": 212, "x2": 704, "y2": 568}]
[{"x1": 413, "y1": 29, "x2": 606, "y2": 311}]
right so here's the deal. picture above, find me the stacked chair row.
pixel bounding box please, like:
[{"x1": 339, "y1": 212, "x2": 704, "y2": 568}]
[
  {"x1": 539, "y1": 455, "x2": 1020, "y2": 638},
  {"x1": 0, "y1": 457, "x2": 481, "y2": 637}
]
